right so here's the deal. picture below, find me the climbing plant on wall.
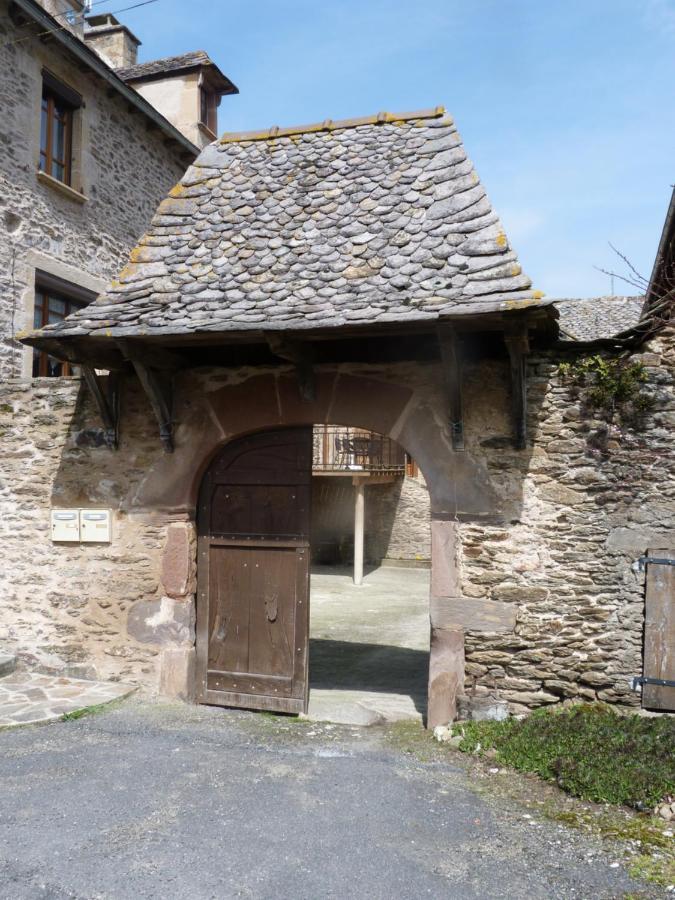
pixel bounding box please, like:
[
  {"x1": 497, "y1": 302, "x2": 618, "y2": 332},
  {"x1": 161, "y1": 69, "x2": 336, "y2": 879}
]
[{"x1": 558, "y1": 354, "x2": 654, "y2": 429}]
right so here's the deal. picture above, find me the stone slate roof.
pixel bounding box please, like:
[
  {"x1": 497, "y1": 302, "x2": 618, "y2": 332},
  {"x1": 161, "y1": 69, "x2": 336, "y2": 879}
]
[
  {"x1": 32, "y1": 108, "x2": 552, "y2": 343},
  {"x1": 117, "y1": 51, "x2": 238, "y2": 94},
  {"x1": 553, "y1": 296, "x2": 645, "y2": 341}
]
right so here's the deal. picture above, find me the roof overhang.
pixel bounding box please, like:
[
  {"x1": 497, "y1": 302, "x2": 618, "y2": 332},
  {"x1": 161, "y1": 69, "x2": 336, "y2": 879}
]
[
  {"x1": 120, "y1": 58, "x2": 238, "y2": 98},
  {"x1": 22, "y1": 302, "x2": 559, "y2": 372},
  {"x1": 10, "y1": 0, "x2": 198, "y2": 158}
]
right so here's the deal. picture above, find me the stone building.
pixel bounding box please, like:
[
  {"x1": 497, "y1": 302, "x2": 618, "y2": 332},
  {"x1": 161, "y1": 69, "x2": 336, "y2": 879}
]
[
  {"x1": 0, "y1": 0, "x2": 234, "y2": 672},
  {"x1": 7, "y1": 98, "x2": 675, "y2": 725},
  {"x1": 0, "y1": 0, "x2": 237, "y2": 381}
]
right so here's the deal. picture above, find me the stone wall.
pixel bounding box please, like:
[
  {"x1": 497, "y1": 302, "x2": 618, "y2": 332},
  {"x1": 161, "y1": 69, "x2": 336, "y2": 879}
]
[
  {"x1": 0, "y1": 0, "x2": 190, "y2": 378},
  {"x1": 459, "y1": 327, "x2": 675, "y2": 713},
  {"x1": 0, "y1": 332, "x2": 672, "y2": 714},
  {"x1": 0, "y1": 375, "x2": 174, "y2": 683}
]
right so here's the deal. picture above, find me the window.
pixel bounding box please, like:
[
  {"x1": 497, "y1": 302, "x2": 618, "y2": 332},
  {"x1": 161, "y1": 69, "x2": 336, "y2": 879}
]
[
  {"x1": 39, "y1": 72, "x2": 81, "y2": 186},
  {"x1": 199, "y1": 87, "x2": 218, "y2": 134},
  {"x1": 32, "y1": 273, "x2": 95, "y2": 377}
]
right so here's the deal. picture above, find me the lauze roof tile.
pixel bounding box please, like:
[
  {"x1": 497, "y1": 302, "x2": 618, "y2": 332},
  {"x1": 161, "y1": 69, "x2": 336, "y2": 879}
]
[{"x1": 34, "y1": 107, "x2": 551, "y2": 342}]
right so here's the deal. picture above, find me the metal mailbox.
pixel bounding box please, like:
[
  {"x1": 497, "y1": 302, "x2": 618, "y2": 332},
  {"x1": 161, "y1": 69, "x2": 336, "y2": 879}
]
[
  {"x1": 51, "y1": 509, "x2": 80, "y2": 542},
  {"x1": 79, "y1": 509, "x2": 112, "y2": 543}
]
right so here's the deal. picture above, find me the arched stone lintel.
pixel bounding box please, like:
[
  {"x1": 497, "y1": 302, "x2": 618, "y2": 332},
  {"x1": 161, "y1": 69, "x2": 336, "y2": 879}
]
[{"x1": 131, "y1": 365, "x2": 505, "y2": 726}]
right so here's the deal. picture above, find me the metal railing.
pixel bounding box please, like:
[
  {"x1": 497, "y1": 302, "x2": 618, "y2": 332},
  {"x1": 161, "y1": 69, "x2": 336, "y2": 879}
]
[{"x1": 312, "y1": 426, "x2": 407, "y2": 472}]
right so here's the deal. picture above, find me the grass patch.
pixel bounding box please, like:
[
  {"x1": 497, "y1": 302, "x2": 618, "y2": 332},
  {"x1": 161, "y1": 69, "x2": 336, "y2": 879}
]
[
  {"x1": 61, "y1": 699, "x2": 123, "y2": 721},
  {"x1": 452, "y1": 703, "x2": 675, "y2": 808},
  {"x1": 629, "y1": 851, "x2": 675, "y2": 888}
]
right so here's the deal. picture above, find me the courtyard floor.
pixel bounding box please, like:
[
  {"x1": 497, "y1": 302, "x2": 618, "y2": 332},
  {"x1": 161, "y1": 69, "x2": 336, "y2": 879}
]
[
  {"x1": 0, "y1": 698, "x2": 662, "y2": 899},
  {"x1": 308, "y1": 564, "x2": 429, "y2": 725}
]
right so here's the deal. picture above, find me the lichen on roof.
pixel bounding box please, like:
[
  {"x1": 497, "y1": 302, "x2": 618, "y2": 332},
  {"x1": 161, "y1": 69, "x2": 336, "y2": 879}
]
[{"x1": 33, "y1": 107, "x2": 550, "y2": 343}]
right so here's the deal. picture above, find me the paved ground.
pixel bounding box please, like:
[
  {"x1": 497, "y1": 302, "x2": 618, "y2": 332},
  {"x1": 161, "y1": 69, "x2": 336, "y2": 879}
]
[
  {"x1": 0, "y1": 673, "x2": 135, "y2": 728},
  {"x1": 308, "y1": 565, "x2": 429, "y2": 724},
  {"x1": 0, "y1": 698, "x2": 661, "y2": 899}
]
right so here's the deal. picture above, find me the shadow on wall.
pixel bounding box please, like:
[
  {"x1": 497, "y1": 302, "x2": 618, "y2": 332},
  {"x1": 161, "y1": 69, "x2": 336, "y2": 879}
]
[
  {"x1": 309, "y1": 638, "x2": 428, "y2": 716},
  {"x1": 312, "y1": 476, "x2": 414, "y2": 565}
]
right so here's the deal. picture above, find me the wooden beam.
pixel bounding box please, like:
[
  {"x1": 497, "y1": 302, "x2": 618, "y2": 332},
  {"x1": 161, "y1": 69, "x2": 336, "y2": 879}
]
[
  {"x1": 132, "y1": 361, "x2": 174, "y2": 453},
  {"x1": 437, "y1": 326, "x2": 464, "y2": 450},
  {"x1": 115, "y1": 339, "x2": 188, "y2": 372},
  {"x1": 116, "y1": 341, "x2": 173, "y2": 451},
  {"x1": 81, "y1": 367, "x2": 119, "y2": 450},
  {"x1": 265, "y1": 333, "x2": 315, "y2": 402},
  {"x1": 503, "y1": 320, "x2": 530, "y2": 450}
]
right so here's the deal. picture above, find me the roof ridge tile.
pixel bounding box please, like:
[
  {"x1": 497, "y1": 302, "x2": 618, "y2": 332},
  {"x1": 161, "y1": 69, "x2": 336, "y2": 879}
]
[{"x1": 218, "y1": 106, "x2": 448, "y2": 144}]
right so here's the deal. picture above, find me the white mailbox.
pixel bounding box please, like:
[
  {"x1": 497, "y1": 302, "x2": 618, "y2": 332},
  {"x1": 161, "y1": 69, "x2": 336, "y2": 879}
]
[
  {"x1": 51, "y1": 509, "x2": 80, "y2": 542},
  {"x1": 79, "y1": 509, "x2": 112, "y2": 543}
]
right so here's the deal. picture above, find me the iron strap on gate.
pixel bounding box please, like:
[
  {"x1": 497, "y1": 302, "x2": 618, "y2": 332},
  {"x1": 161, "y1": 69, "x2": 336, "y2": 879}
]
[
  {"x1": 632, "y1": 676, "x2": 675, "y2": 690},
  {"x1": 631, "y1": 552, "x2": 675, "y2": 694},
  {"x1": 633, "y1": 556, "x2": 675, "y2": 572}
]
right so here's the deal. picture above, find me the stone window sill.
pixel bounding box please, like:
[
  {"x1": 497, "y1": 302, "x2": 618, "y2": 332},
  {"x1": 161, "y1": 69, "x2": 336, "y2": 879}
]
[{"x1": 37, "y1": 170, "x2": 87, "y2": 204}]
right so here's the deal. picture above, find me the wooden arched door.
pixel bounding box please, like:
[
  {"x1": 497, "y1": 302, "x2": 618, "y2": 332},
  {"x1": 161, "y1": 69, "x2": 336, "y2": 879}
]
[{"x1": 196, "y1": 428, "x2": 312, "y2": 713}]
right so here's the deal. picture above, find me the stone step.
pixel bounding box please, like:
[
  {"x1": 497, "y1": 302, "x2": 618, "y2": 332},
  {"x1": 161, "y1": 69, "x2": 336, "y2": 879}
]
[{"x1": 0, "y1": 653, "x2": 17, "y2": 678}]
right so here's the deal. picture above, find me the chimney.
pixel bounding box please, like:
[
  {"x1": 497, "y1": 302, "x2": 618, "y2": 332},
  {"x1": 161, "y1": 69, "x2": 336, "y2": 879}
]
[
  {"x1": 35, "y1": 0, "x2": 87, "y2": 37},
  {"x1": 83, "y1": 14, "x2": 141, "y2": 69}
]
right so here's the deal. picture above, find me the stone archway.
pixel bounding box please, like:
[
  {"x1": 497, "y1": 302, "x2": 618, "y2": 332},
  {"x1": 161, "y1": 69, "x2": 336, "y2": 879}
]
[{"x1": 136, "y1": 365, "x2": 502, "y2": 727}]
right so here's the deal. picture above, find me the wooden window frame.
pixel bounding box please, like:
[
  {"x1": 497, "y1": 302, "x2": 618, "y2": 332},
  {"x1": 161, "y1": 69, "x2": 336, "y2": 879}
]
[
  {"x1": 39, "y1": 72, "x2": 81, "y2": 187},
  {"x1": 199, "y1": 87, "x2": 218, "y2": 135},
  {"x1": 32, "y1": 273, "x2": 95, "y2": 378}
]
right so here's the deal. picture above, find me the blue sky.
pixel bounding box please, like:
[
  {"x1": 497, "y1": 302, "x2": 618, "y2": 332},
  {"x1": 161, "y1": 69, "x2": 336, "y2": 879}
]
[{"x1": 121, "y1": 0, "x2": 674, "y2": 298}]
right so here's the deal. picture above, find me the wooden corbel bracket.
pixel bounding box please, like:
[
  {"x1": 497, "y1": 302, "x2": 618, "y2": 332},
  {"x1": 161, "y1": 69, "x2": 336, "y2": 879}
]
[
  {"x1": 437, "y1": 325, "x2": 464, "y2": 451},
  {"x1": 503, "y1": 318, "x2": 530, "y2": 450},
  {"x1": 81, "y1": 367, "x2": 119, "y2": 450},
  {"x1": 47, "y1": 339, "x2": 119, "y2": 450},
  {"x1": 116, "y1": 340, "x2": 174, "y2": 453},
  {"x1": 265, "y1": 333, "x2": 316, "y2": 402}
]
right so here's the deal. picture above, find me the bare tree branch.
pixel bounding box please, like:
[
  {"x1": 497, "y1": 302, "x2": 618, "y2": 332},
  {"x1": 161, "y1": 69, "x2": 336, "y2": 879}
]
[
  {"x1": 593, "y1": 266, "x2": 645, "y2": 292},
  {"x1": 607, "y1": 242, "x2": 650, "y2": 287}
]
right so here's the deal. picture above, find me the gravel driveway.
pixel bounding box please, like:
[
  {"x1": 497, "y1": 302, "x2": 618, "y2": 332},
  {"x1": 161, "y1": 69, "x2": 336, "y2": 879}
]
[{"x1": 0, "y1": 698, "x2": 662, "y2": 899}]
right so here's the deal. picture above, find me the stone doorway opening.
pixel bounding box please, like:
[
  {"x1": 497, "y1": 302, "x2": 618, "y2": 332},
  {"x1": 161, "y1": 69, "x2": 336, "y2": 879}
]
[{"x1": 307, "y1": 425, "x2": 431, "y2": 725}]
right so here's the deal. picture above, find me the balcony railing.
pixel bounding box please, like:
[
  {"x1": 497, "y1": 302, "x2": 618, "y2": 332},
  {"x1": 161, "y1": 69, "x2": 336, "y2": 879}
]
[{"x1": 313, "y1": 425, "x2": 408, "y2": 473}]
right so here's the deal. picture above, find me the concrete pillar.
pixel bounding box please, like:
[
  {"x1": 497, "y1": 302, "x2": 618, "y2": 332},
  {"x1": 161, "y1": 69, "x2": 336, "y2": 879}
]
[{"x1": 353, "y1": 479, "x2": 365, "y2": 585}]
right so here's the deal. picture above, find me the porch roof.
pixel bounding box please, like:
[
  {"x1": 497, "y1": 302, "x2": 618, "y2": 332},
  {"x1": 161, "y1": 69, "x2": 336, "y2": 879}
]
[{"x1": 24, "y1": 107, "x2": 554, "y2": 357}]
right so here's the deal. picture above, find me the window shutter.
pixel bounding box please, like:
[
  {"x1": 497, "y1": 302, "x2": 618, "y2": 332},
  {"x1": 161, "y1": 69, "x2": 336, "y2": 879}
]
[{"x1": 643, "y1": 548, "x2": 675, "y2": 711}]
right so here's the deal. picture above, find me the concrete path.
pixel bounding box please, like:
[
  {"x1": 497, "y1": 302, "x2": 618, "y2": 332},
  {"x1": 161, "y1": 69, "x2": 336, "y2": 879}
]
[
  {"x1": 0, "y1": 699, "x2": 660, "y2": 899},
  {"x1": 0, "y1": 672, "x2": 135, "y2": 728},
  {"x1": 308, "y1": 565, "x2": 429, "y2": 725}
]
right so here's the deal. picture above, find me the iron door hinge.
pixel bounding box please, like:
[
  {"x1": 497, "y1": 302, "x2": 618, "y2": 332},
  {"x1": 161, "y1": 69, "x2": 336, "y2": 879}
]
[
  {"x1": 632, "y1": 555, "x2": 675, "y2": 573},
  {"x1": 631, "y1": 676, "x2": 675, "y2": 691}
]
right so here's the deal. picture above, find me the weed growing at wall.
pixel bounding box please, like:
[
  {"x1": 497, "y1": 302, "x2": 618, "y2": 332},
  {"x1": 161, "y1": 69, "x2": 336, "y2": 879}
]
[
  {"x1": 452, "y1": 703, "x2": 675, "y2": 808},
  {"x1": 558, "y1": 355, "x2": 653, "y2": 429}
]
